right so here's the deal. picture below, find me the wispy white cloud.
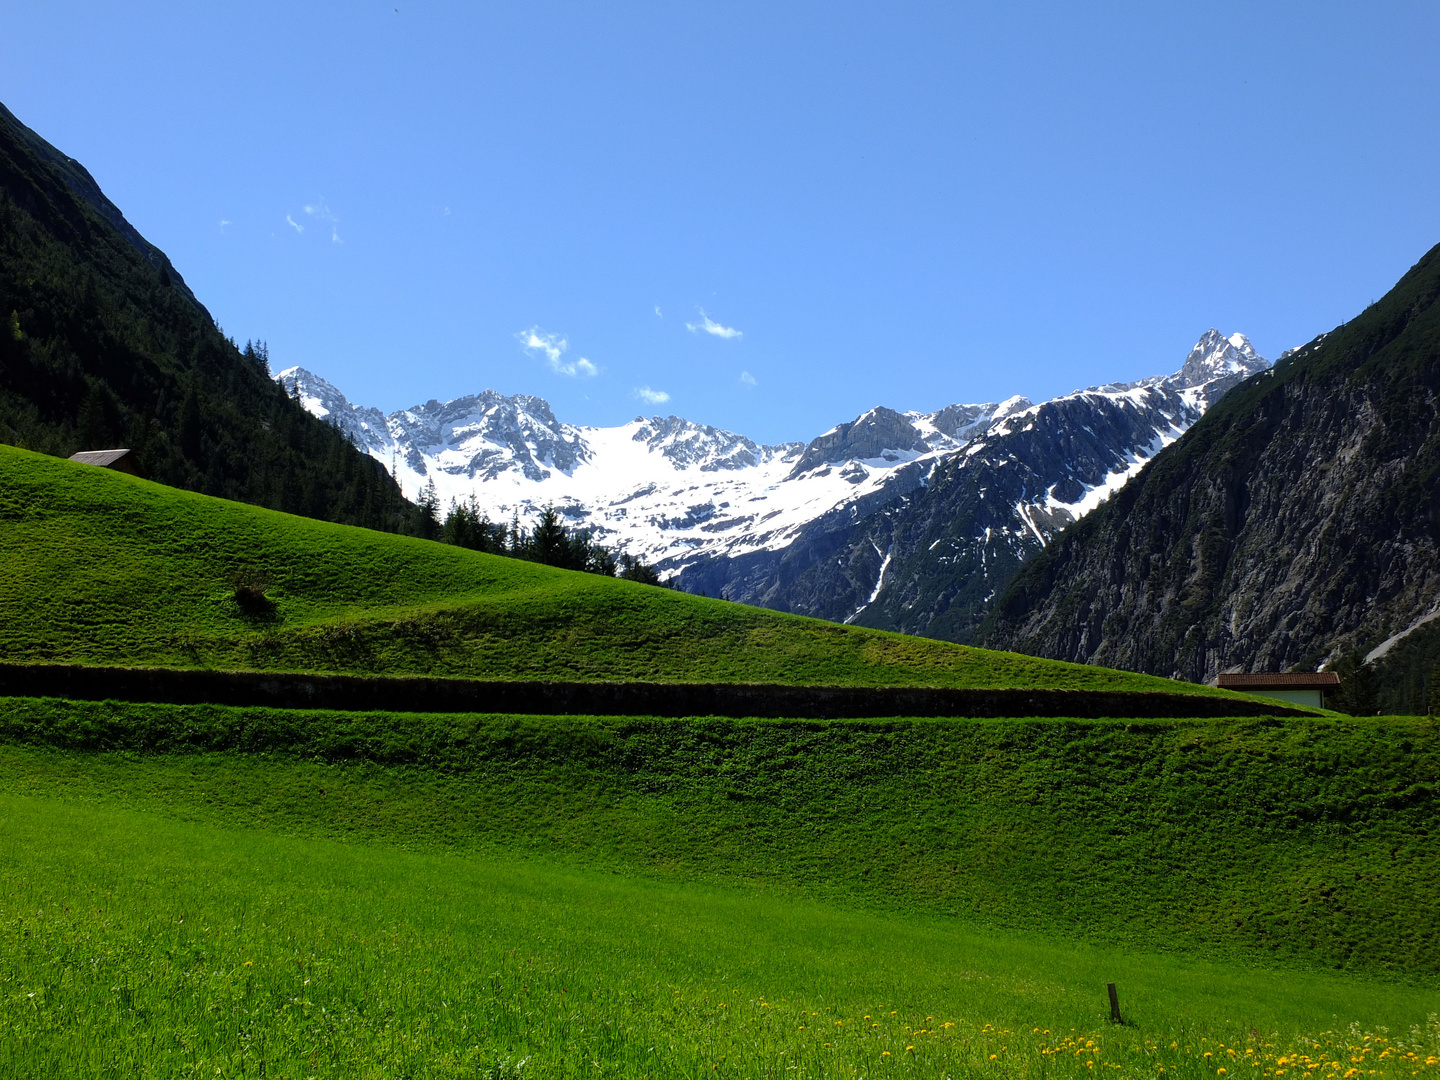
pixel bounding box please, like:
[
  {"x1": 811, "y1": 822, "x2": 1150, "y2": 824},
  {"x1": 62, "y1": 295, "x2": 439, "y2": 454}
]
[
  {"x1": 285, "y1": 214, "x2": 304, "y2": 234},
  {"x1": 740, "y1": 370, "x2": 757, "y2": 387},
  {"x1": 517, "y1": 327, "x2": 599, "y2": 378},
  {"x1": 304, "y1": 201, "x2": 342, "y2": 244},
  {"x1": 219, "y1": 219, "x2": 232, "y2": 231},
  {"x1": 518, "y1": 328, "x2": 566, "y2": 364},
  {"x1": 686, "y1": 308, "x2": 742, "y2": 339},
  {"x1": 654, "y1": 305, "x2": 663, "y2": 318},
  {"x1": 633, "y1": 386, "x2": 670, "y2": 405}
]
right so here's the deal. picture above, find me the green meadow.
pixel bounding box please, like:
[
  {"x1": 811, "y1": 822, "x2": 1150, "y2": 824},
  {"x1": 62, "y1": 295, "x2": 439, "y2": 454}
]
[
  {"x1": 1, "y1": 697, "x2": 1438, "y2": 1076},
  {"x1": 1, "y1": 774, "x2": 1436, "y2": 1079},
  {"x1": 0, "y1": 442, "x2": 1231, "y2": 695}
]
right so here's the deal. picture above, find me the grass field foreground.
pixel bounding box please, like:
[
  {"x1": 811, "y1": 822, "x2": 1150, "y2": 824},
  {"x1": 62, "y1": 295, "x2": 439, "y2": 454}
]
[
  {"x1": 2, "y1": 794, "x2": 1438, "y2": 1079},
  {"x1": 0, "y1": 443, "x2": 1240, "y2": 696},
  {"x1": 3, "y1": 697, "x2": 1437, "y2": 979}
]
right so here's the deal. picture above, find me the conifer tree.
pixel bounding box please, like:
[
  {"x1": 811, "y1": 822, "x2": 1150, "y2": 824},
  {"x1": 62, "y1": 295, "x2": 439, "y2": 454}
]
[{"x1": 413, "y1": 479, "x2": 441, "y2": 540}]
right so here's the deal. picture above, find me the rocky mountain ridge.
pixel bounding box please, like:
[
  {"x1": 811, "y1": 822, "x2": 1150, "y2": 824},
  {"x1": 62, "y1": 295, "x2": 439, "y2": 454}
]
[
  {"x1": 280, "y1": 329, "x2": 1267, "y2": 639},
  {"x1": 675, "y1": 330, "x2": 1269, "y2": 639}
]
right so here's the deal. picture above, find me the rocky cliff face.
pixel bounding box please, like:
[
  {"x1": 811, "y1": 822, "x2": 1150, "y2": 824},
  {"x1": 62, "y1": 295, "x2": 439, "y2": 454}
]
[{"x1": 983, "y1": 244, "x2": 1440, "y2": 684}]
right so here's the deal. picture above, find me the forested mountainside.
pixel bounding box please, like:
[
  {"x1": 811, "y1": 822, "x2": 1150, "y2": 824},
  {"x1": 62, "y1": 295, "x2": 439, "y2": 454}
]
[
  {"x1": 0, "y1": 101, "x2": 410, "y2": 530},
  {"x1": 985, "y1": 242, "x2": 1440, "y2": 712}
]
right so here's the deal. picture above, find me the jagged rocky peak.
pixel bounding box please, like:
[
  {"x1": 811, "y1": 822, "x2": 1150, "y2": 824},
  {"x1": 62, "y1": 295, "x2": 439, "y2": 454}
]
[
  {"x1": 993, "y1": 394, "x2": 1035, "y2": 418},
  {"x1": 789, "y1": 406, "x2": 930, "y2": 477},
  {"x1": 921, "y1": 401, "x2": 998, "y2": 437},
  {"x1": 275, "y1": 367, "x2": 592, "y2": 481},
  {"x1": 276, "y1": 366, "x2": 348, "y2": 418},
  {"x1": 1179, "y1": 328, "x2": 1262, "y2": 376},
  {"x1": 275, "y1": 367, "x2": 391, "y2": 454},
  {"x1": 906, "y1": 401, "x2": 1001, "y2": 453},
  {"x1": 397, "y1": 389, "x2": 566, "y2": 439},
  {"x1": 1167, "y1": 329, "x2": 1269, "y2": 404},
  {"x1": 393, "y1": 390, "x2": 590, "y2": 478},
  {"x1": 632, "y1": 415, "x2": 775, "y2": 472}
]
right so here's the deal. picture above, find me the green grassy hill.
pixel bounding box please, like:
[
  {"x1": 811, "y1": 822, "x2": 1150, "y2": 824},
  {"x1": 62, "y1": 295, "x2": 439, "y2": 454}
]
[{"x1": 0, "y1": 443, "x2": 1234, "y2": 694}]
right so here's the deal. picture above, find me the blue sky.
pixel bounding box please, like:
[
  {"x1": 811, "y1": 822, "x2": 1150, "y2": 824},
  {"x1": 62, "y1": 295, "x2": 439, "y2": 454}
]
[{"x1": 3, "y1": 1, "x2": 1438, "y2": 443}]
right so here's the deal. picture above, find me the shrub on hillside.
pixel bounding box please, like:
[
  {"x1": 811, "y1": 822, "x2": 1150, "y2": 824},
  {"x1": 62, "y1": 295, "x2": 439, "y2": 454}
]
[{"x1": 231, "y1": 569, "x2": 275, "y2": 617}]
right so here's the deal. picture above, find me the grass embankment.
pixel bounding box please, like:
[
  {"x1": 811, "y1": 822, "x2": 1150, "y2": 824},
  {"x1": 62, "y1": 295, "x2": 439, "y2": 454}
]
[
  {"x1": 4, "y1": 794, "x2": 1438, "y2": 1079},
  {"x1": 0, "y1": 443, "x2": 1232, "y2": 695},
  {"x1": 3, "y1": 698, "x2": 1435, "y2": 978}
]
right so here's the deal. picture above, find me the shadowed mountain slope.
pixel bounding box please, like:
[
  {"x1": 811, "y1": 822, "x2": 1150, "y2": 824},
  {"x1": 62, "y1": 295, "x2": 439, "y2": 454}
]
[
  {"x1": 0, "y1": 100, "x2": 410, "y2": 530},
  {"x1": 679, "y1": 331, "x2": 1268, "y2": 641},
  {"x1": 984, "y1": 242, "x2": 1440, "y2": 699}
]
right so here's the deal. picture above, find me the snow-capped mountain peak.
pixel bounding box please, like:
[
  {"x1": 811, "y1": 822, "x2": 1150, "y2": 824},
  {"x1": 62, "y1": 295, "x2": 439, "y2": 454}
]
[
  {"x1": 631, "y1": 415, "x2": 794, "y2": 472},
  {"x1": 277, "y1": 329, "x2": 1268, "y2": 622},
  {"x1": 993, "y1": 394, "x2": 1035, "y2": 419},
  {"x1": 276, "y1": 365, "x2": 392, "y2": 456},
  {"x1": 1169, "y1": 328, "x2": 1268, "y2": 402}
]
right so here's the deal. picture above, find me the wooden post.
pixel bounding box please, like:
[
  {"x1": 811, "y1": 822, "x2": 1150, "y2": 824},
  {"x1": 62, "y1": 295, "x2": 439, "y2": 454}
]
[{"x1": 1107, "y1": 982, "x2": 1123, "y2": 1024}]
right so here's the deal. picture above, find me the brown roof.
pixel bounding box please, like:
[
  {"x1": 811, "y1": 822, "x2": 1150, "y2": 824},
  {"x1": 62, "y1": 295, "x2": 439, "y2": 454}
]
[
  {"x1": 68, "y1": 449, "x2": 133, "y2": 468},
  {"x1": 1217, "y1": 672, "x2": 1341, "y2": 689}
]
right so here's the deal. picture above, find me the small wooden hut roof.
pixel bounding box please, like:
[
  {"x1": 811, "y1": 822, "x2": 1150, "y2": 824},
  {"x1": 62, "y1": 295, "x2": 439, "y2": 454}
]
[{"x1": 68, "y1": 449, "x2": 134, "y2": 468}]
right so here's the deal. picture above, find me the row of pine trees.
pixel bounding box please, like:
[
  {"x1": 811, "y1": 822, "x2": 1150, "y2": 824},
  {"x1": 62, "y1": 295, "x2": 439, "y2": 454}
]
[{"x1": 410, "y1": 483, "x2": 667, "y2": 585}]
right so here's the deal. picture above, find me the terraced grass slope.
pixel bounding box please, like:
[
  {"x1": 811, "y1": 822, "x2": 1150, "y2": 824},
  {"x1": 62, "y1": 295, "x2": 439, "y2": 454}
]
[
  {"x1": 4, "y1": 698, "x2": 1436, "y2": 980},
  {"x1": 0, "y1": 444, "x2": 1232, "y2": 694},
  {"x1": 3, "y1": 695, "x2": 1439, "y2": 1075}
]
